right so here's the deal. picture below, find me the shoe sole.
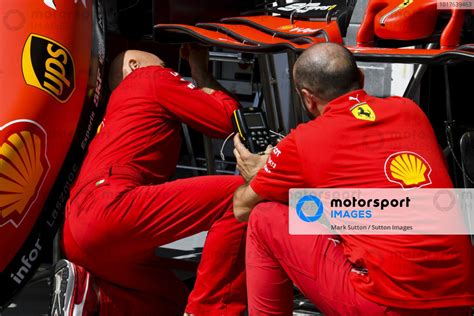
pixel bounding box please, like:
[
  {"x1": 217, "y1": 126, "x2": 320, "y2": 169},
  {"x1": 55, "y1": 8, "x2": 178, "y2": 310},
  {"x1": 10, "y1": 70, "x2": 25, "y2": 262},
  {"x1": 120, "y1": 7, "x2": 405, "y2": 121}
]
[{"x1": 50, "y1": 259, "x2": 76, "y2": 316}]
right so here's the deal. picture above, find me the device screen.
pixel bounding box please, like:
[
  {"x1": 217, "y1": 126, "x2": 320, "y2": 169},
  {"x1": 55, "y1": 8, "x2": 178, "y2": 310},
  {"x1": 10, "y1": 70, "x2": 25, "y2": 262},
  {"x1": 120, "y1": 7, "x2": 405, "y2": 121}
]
[{"x1": 244, "y1": 113, "x2": 265, "y2": 129}]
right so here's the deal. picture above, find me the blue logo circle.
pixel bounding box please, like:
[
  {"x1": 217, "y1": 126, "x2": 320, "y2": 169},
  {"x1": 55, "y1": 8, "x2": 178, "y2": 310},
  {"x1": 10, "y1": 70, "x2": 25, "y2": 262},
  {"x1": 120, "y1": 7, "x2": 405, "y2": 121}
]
[{"x1": 296, "y1": 195, "x2": 324, "y2": 222}]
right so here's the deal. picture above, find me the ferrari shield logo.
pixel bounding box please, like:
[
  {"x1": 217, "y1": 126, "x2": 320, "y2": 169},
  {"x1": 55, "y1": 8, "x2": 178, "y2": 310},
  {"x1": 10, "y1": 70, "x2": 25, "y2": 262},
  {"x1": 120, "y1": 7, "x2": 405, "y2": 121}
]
[{"x1": 351, "y1": 103, "x2": 376, "y2": 122}]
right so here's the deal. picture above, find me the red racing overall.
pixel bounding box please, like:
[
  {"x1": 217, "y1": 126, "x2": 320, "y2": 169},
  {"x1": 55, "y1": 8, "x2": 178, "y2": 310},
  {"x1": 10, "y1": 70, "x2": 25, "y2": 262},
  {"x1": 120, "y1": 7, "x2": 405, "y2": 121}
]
[
  {"x1": 62, "y1": 66, "x2": 246, "y2": 315},
  {"x1": 247, "y1": 90, "x2": 474, "y2": 315}
]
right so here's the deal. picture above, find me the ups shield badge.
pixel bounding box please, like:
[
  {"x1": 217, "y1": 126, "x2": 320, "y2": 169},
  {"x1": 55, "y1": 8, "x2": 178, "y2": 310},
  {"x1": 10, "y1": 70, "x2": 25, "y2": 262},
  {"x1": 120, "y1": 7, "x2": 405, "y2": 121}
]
[{"x1": 22, "y1": 34, "x2": 75, "y2": 103}]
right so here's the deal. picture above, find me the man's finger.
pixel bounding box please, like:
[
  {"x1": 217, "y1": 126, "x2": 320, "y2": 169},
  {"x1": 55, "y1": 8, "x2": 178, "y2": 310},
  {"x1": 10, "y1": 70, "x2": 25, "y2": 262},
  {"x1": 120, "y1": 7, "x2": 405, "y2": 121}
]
[
  {"x1": 233, "y1": 134, "x2": 242, "y2": 146},
  {"x1": 234, "y1": 135, "x2": 245, "y2": 154},
  {"x1": 234, "y1": 134, "x2": 251, "y2": 156},
  {"x1": 233, "y1": 148, "x2": 241, "y2": 161},
  {"x1": 264, "y1": 145, "x2": 273, "y2": 155}
]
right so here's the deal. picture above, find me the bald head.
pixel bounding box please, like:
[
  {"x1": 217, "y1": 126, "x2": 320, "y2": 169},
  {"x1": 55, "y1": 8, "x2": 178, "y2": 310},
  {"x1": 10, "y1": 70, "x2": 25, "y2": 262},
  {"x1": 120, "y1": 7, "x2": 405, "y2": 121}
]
[
  {"x1": 294, "y1": 43, "x2": 361, "y2": 103},
  {"x1": 108, "y1": 50, "x2": 164, "y2": 91}
]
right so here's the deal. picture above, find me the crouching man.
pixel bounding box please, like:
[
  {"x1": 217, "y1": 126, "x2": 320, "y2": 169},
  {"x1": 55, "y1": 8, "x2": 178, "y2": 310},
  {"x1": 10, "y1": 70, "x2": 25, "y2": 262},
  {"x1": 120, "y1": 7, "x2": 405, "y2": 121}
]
[
  {"x1": 51, "y1": 45, "x2": 247, "y2": 316},
  {"x1": 233, "y1": 43, "x2": 474, "y2": 315}
]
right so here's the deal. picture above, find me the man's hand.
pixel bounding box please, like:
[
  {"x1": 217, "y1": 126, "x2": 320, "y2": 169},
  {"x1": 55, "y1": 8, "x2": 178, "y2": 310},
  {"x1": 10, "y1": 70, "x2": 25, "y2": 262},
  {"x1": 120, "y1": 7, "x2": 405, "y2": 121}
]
[
  {"x1": 180, "y1": 44, "x2": 209, "y2": 75},
  {"x1": 181, "y1": 44, "x2": 237, "y2": 98},
  {"x1": 233, "y1": 134, "x2": 271, "y2": 183},
  {"x1": 180, "y1": 44, "x2": 215, "y2": 90}
]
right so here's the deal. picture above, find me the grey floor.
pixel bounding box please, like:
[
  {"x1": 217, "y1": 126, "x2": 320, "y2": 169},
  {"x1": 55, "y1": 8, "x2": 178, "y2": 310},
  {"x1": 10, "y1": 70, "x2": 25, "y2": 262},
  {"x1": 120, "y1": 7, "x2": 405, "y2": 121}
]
[
  {"x1": 1, "y1": 234, "x2": 209, "y2": 316},
  {"x1": 2, "y1": 274, "x2": 49, "y2": 316},
  {"x1": 0, "y1": 234, "x2": 322, "y2": 316},
  {"x1": 1, "y1": 282, "x2": 321, "y2": 316}
]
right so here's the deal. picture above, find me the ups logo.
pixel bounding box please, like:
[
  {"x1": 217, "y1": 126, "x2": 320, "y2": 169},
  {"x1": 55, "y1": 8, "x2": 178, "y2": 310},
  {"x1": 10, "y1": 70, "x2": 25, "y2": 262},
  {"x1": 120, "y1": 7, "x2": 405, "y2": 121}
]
[{"x1": 22, "y1": 34, "x2": 75, "y2": 103}]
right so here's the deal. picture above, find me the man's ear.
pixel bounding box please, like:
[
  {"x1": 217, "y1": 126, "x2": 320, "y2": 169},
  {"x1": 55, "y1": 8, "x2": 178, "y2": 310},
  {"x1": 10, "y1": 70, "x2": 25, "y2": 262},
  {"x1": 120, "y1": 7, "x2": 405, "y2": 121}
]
[
  {"x1": 128, "y1": 59, "x2": 140, "y2": 72},
  {"x1": 301, "y1": 88, "x2": 317, "y2": 112}
]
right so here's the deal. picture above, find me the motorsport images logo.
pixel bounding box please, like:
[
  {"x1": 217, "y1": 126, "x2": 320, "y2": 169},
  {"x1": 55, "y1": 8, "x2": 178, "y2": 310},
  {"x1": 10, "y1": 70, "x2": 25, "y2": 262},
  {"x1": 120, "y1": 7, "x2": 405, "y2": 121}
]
[
  {"x1": 22, "y1": 34, "x2": 75, "y2": 103},
  {"x1": 295, "y1": 193, "x2": 411, "y2": 223},
  {"x1": 290, "y1": 189, "x2": 473, "y2": 235},
  {"x1": 0, "y1": 120, "x2": 50, "y2": 228},
  {"x1": 296, "y1": 195, "x2": 324, "y2": 222}
]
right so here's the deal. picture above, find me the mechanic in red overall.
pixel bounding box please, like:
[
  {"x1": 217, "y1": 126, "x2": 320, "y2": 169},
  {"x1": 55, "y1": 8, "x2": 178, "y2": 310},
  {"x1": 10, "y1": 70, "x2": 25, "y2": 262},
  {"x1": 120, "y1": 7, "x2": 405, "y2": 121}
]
[
  {"x1": 233, "y1": 43, "x2": 474, "y2": 315},
  {"x1": 51, "y1": 46, "x2": 247, "y2": 316}
]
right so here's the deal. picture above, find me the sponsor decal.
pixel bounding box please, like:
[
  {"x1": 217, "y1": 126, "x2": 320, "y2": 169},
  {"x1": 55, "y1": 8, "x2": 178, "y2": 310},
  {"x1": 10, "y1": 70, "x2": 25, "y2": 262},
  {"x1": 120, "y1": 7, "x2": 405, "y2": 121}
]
[
  {"x1": 380, "y1": 0, "x2": 413, "y2": 25},
  {"x1": 43, "y1": 0, "x2": 57, "y2": 10},
  {"x1": 170, "y1": 71, "x2": 196, "y2": 89},
  {"x1": 96, "y1": 120, "x2": 105, "y2": 135},
  {"x1": 263, "y1": 147, "x2": 281, "y2": 173},
  {"x1": 22, "y1": 34, "x2": 76, "y2": 103},
  {"x1": 398, "y1": 0, "x2": 414, "y2": 8},
  {"x1": 350, "y1": 102, "x2": 376, "y2": 121},
  {"x1": 0, "y1": 120, "x2": 50, "y2": 228},
  {"x1": 277, "y1": 25, "x2": 320, "y2": 34},
  {"x1": 384, "y1": 152, "x2": 432, "y2": 189},
  {"x1": 277, "y1": 24, "x2": 296, "y2": 31},
  {"x1": 10, "y1": 238, "x2": 43, "y2": 284},
  {"x1": 43, "y1": 0, "x2": 87, "y2": 10},
  {"x1": 278, "y1": 3, "x2": 338, "y2": 13},
  {"x1": 289, "y1": 27, "x2": 319, "y2": 34}
]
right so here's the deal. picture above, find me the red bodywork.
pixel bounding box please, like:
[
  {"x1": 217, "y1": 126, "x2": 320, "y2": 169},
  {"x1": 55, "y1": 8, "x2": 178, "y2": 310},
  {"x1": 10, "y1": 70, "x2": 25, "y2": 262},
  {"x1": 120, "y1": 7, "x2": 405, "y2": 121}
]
[
  {"x1": 0, "y1": 0, "x2": 106, "y2": 306},
  {"x1": 1, "y1": 0, "x2": 91, "y2": 270},
  {"x1": 357, "y1": 0, "x2": 473, "y2": 48},
  {"x1": 221, "y1": 16, "x2": 343, "y2": 41},
  {"x1": 155, "y1": 16, "x2": 343, "y2": 52}
]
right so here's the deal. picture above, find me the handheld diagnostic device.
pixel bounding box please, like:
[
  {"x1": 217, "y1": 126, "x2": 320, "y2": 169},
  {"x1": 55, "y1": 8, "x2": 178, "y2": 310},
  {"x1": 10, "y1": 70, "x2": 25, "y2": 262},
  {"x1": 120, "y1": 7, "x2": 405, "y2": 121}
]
[{"x1": 232, "y1": 108, "x2": 277, "y2": 153}]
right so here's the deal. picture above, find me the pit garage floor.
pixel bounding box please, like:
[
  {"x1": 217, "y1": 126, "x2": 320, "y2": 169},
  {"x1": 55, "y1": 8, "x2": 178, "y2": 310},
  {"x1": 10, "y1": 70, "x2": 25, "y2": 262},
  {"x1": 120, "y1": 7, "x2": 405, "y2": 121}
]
[
  {"x1": 2, "y1": 266, "x2": 49, "y2": 316},
  {"x1": 1, "y1": 232, "x2": 322, "y2": 315},
  {"x1": 2, "y1": 232, "x2": 210, "y2": 316}
]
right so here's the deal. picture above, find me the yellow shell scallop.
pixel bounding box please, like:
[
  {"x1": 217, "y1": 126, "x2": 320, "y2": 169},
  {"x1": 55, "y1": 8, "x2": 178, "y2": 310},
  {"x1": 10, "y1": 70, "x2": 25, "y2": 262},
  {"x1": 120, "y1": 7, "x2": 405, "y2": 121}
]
[
  {"x1": 0, "y1": 130, "x2": 45, "y2": 219},
  {"x1": 389, "y1": 153, "x2": 427, "y2": 186}
]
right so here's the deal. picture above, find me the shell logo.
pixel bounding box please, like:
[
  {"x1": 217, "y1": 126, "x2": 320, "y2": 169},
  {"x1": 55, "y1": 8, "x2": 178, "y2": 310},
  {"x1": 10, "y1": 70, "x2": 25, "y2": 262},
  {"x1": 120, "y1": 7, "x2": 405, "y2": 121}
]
[
  {"x1": 384, "y1": 152, "x2": 432, "y2": 189},
  {"x1": 0, "y1": 120, "x2": 50, "y2": 228}
]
